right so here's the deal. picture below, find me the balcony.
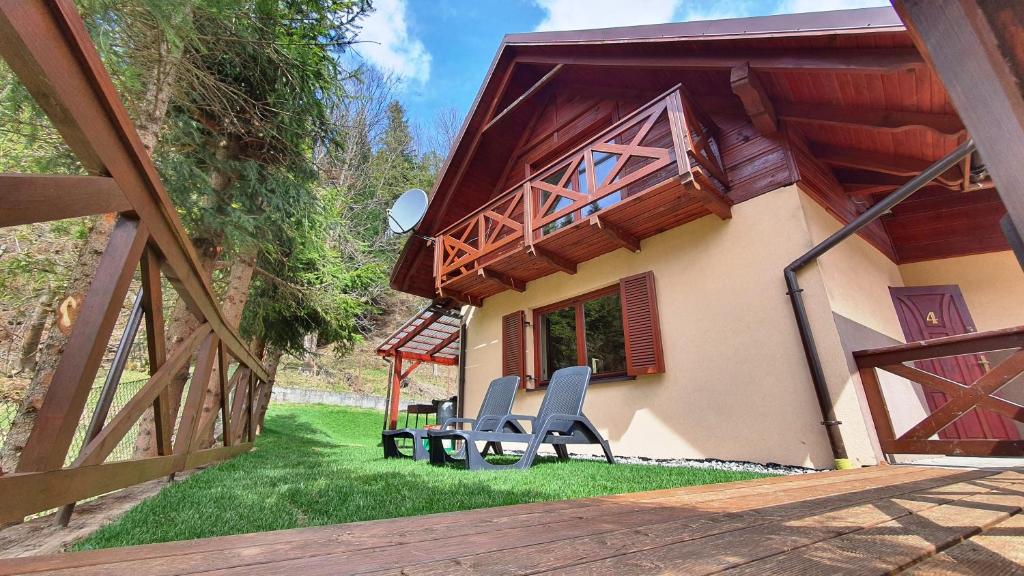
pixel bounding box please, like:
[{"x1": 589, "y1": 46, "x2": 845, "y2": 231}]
[{"x1": 433, "y1": 86, "x2": 732, "y2": 304}]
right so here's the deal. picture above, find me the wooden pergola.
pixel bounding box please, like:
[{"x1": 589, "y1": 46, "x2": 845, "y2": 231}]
[{"x1": 375, "y1": 302, "x2": 461, "y2": 429}]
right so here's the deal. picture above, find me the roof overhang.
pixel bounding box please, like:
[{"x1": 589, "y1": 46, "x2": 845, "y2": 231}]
[
  {"x1": 376, "y1": 302, "x2": 461, "y2": 365},
  {"x1": 390, "y1": 6, "x2": 910, "y2": 299}
]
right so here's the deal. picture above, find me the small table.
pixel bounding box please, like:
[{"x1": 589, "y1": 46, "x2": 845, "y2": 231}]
[{"x1": 403, "y1": 403, "x2": 435, "y2": 430}]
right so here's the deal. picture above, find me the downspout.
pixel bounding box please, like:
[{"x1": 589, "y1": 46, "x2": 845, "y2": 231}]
[{"x1": 784, "y1": 139, "x2": 976, "y2": 470}]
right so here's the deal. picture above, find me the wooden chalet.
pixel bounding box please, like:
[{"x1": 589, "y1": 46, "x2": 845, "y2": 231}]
[{"x1": 387, "y1": 6, "x2": 1024, "y2": 469}]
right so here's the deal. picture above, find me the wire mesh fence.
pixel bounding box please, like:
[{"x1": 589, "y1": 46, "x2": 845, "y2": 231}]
[{"x1": 0, "y1": 375, "x2": 150, "y2": 469}]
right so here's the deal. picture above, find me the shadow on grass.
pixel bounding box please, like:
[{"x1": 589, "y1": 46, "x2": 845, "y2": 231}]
[{"x1": 75, "y1": 404, "x2": 768, "y2": 550}]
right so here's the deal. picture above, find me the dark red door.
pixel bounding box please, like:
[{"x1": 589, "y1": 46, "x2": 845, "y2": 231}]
[{"x1": 890, "y1": 285, "x2": 1019, "y2": 440}]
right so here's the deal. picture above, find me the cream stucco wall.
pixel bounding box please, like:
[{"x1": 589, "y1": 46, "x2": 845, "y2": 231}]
[
  {"x1": 463, "y1": 185, "x2": 853, "y2": 468},
  {"x1": 899, "y1": 252, "x2": 1024, "y2": 332},
  {"x1": 460, "y1": 183, "x2": 1024, "y2": 468}
]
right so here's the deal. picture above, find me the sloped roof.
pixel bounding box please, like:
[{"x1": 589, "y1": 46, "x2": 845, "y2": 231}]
[
  {"x1": 390, "y1": 7, "x2": 916, "y2": 298},
  {"x1": 376, "y1": 302, "x2": 461, "y2": 364}
]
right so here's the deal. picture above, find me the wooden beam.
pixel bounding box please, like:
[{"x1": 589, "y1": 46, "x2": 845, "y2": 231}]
[
  {"x1": 589, "y1": 215, "x2": 640, "y2": 252},
  {"x1": 526, "y1": 244, "x2": 576, "y2": 274},
  {"x1": 817, "y1": 145, "x2": 963, "y2": 188},
  {"x1": 173, "y1": 331, "x2": 219, "y2": 456},
  {"x1": 228, "y1": 368, "x2": 251, "y2": 445},
  {"x1": 835, "y1": 170, "x2": 964, "y2": 192},
  {"x1": 514, "y1": 48, "x2": 925, "y2": 73},
  {"x1": 438, "y1": 287, "x2": 484, "y2": 308},
  {"x1": 483, "y1": 64, "x2": 563, "y2": 133},
  {"x1": 426, "y1": 329, "x2": 460, "y2": 357},
  {"x1": 776, "y1": 102, "x2": 965, "y2": 137},
  {"x1": 140, "y1": 247, "x2": 173, "y2": 456},
  {"x1": 390, "y1": 351, "x2": 457, "y2": 366},
  {"x1": 0, "y1": 174, "x2": 130, "y2": 227},
  {"x1": 477, "y1": 268, "x2": 526, "y2": 292},
  {"x1": 16, "y1": 216, "x2": 148, "y2": 472},
  {"x1": 392, "y1": 310, "x2": 444, "y2": 352},
  {"x1": 893, "y1": 0, "x2": 1024, "y2": 243},
  {"x1": 217, "y1": 341, "x2": 231, "y2": 447},
  {"x1": 689, "y1": 172, "x2": 733, "y2": 219},
  {"x1": 0, "y1": 443, "x2": 251, "y2": 524},
  {"x1": 730, "y1": 63, "x2": 777, "y2": 135}
]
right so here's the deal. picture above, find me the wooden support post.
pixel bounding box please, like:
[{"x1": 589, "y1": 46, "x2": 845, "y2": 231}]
[
  {"x1": 731, "y1": 62, "x2": 777, "y2": 135},
  {"x1": 389, "y1": 353, "x2": 403, "y2": 430},
  {"x1": 140, "y1": 247, "x2": 173, "y2": 456},
  {"x1": 526, "y1": 244, "x2": 576, "y2": 274},
  {"x1": 477, "y1": 268, "x2": 526, "y2": 292},
  {"x1": 16, "y1": 216, "x2": 148, "y2": 473},
  {"x1": 589, "y1": 215, "x2": 640, "y2": 252},
  {"x1": 247, "y1": 372, "x2": 256, "y2": 444}
]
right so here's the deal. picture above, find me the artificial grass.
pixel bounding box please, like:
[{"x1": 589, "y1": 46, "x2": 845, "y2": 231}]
[{"x1": 75, "y1": 403, "x2": 772, "y2": 550}]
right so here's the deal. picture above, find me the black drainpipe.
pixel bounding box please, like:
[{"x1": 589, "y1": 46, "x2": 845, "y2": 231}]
[{"x1": 785, "y1": 139, "x2": 976, "y2": 470}]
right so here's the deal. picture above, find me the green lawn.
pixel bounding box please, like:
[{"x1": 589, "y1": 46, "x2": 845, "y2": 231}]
[{"x1": 75, "y1": 403, "x2": 772, "y2": 550}]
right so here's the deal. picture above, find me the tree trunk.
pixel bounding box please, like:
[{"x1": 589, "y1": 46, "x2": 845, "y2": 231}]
[
  {"x1": 13, "y1": 288, "x2": 56, "y2": 376},
  {"x1": 301, "y1": 333, "x2": 317, "y2": 375},
  {"x1": 255, "y1": 348, "x2": 283, "y2": 435},
  {"x1": 196, "y1": 251, "x2": 256, "y2": 448},
  {"x1": 0, "y1": 215, "x2": 116, "y2": 474}
]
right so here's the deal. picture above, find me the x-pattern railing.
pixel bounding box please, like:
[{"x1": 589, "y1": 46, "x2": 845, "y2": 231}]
[
  {"x1": 434, "y1": 85, "x2": 728, "y2": 290},
  {"x1": 855, "y1": 326, "x2": 1024, "y2": 457},
  {"x1": 0, "y1": 1, "x2": 269, "y2": 524}
]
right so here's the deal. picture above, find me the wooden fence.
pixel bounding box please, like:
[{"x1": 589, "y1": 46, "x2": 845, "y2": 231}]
[
  {"x1": 855, "y1": 326, "x2": 1024, "y2": 458},
  {"x1": 0, "y1": 1, "x2": 269, "y2": 523}
]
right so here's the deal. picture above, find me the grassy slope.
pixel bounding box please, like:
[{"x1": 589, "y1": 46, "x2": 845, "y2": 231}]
[{"x1": 76, "y1": 404, "x2": 771, "y2": 550}]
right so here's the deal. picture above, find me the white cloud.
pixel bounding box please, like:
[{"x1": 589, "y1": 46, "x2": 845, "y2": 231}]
[
  {"x1": 356, "y1": 0, "x2": 431, "y2": 85},
  {"x1": 776, "y1": 0, "x2": 889, "y2": 14},
  {"x1": 531, "y1": 0, "x2": 684, "y2": 32}
]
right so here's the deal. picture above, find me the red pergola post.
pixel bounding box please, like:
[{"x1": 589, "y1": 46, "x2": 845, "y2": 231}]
[{"x1": 389, "y1": 353, "x2": 403, "y2": 430}]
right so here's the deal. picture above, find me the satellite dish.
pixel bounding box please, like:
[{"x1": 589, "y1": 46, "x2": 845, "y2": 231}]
[{"x1": 387, "y1": 188, "x2": 428, "y2": 234}]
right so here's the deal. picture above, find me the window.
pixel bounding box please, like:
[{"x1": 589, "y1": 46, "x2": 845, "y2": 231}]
[{"x1": 534, "y1": 286, "x2": 627, "y2": 384}]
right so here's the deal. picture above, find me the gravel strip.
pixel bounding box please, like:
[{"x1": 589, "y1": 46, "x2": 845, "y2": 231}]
[{"x1": 505, "y1": 450, "x2": 823, "y2": 475}]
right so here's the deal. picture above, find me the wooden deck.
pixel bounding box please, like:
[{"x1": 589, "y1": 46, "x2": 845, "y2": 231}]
[{"x1": 2, "y1": 465, "x2": 1022, "y2": 575}]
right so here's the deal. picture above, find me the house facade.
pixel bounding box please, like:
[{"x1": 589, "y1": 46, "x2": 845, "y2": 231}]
[{"x1": 386, "y1": 7, "x2": 1024, "y2": 469}]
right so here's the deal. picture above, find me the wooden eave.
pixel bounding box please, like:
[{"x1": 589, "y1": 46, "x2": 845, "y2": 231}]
[{"x1": 391, "y1": 5, "x2": 1006, "y2": 301}]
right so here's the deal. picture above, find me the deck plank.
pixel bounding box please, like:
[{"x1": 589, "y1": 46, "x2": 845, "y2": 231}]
[
  {"x1": 368, "y1": 469, "x2": 988, "y2": 576},
  {"x1": 33, "y1": 468, "x2": 940, "y2": 576},
  {"x1": 528, "y1": 471, "x2": 1017, "y2": 575},
  {"x1": 900, "y1": 512, "x2": 1024, "y2": 575},
  {"x1": 0, "y1": 466, "x2": 1021, "y2": 576},
  {"x1": 0, "y1": 465, "x2": 901, "y2": 575}
]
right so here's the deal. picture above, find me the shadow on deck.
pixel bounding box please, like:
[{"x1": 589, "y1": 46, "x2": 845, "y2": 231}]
[{"x1": 1, "y1": 465, "x2": 1023, "y2": 575}]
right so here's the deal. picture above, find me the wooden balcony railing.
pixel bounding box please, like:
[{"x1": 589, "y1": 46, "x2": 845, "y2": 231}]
[
  {"x1": 854, "y1": 326, "x2": 1024, "y2": 458},
  {"x1": 0, "y1": 2, "x2": 269, "y2": 523},
  {"x1": 434, "y1": 85, "x2": 730, "y2": 298}
]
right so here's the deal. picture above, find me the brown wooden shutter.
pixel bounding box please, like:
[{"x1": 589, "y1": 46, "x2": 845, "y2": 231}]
[
  {"x1": 501, "y1": 310, "x2": 526, "y2": 387},
  {"x1": 620, "y1": 271, "x2": 665, "y2": 376}
]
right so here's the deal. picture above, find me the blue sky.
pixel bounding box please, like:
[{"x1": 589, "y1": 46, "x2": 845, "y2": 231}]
[{"x1": 351, "y1": 0, "x2": 888, "y2": 138}]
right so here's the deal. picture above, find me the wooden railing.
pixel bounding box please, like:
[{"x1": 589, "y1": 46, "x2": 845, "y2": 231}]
[
  {"x1": 854, "y1": 326, "x2": 1024, "y2": 458},
  {"x1": 434, "y1": 85, "x2": 727, "y2": 289},
  {"x1": 0, "y1": 2, "x2": 269, "y2": 523}
]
